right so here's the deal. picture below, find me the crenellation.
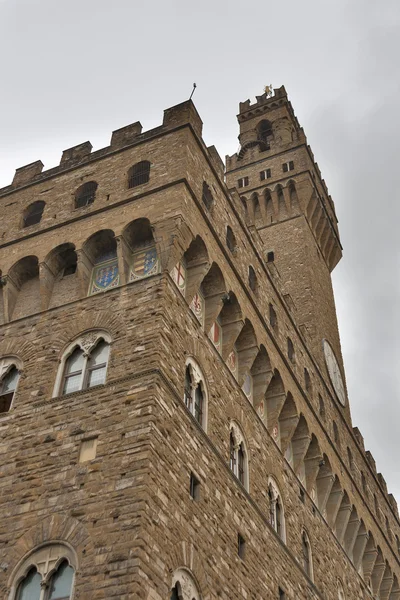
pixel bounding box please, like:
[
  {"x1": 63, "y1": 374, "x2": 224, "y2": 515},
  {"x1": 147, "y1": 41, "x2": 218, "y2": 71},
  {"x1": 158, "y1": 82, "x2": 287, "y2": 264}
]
[
  {"x1": 110, "y1": 121, "x2": 143, "y2": 148},
  {"x1": 12, "y1": 160, "x2": 44, "y2": 187},
  {"x1": 60, "y1": 141, "x2": 93, "y2": 166}
]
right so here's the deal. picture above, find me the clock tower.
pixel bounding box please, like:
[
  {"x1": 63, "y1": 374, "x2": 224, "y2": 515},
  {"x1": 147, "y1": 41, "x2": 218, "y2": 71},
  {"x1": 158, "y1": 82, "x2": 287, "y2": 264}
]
[{"x1": 226, "y1": 86, "x2": 350, "y2": 423}]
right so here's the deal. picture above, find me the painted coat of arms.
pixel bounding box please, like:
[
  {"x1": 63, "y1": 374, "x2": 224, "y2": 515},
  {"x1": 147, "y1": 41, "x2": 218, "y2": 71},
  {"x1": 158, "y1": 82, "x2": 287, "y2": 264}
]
[
  {"x1": 89, "y1": 254, "x2": 120, "y2": 295},
  {"x1": 130, "y1": 245, "x2": 159, "y2": 281}
]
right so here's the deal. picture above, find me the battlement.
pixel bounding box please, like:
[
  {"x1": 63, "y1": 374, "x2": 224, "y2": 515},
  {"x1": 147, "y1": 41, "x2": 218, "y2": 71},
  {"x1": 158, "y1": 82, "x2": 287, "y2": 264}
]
[
  {"x1": 1, "y1": 100, "x2": 204, "y2": 196},
  {"x1": 237, "y1": 85, "x2": 300, "y2": 131}
]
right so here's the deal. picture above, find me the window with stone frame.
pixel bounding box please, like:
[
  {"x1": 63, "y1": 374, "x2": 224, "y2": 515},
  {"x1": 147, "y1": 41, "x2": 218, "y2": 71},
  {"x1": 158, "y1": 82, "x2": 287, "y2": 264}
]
[
  {"x1": 54, "y1": 331, "x2": 111, "y2": 397},
  {"x1": 0, "y1": 357, "x2": 21, "y2": 413},
  {"x1": 202, "y1": 181, "x2": 214, "y2": 210},
  {"x1": 301, "y1": 531, "x2": 313, "y2": 580},
  {"x1": 183, "y1": 358, "x2": 207, "y2": 430},
  {"x1": 229, "y1": 422, "x2": 249, "y2": 490},
  {"x1": 11, "y1": 543, "x2": 76, "y2": 600},
  {"x1": 268, "y1": 477, "x2": 285, "y2": 542},
  {"x1": 170, "y1": 568, "x2": 201, "y2": 600}
]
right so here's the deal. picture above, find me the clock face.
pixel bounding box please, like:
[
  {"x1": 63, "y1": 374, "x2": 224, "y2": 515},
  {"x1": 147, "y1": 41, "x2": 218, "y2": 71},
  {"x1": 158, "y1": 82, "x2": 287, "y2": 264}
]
[{"x1": 323, "y1": 339, "x2": 346, "y2": 407}]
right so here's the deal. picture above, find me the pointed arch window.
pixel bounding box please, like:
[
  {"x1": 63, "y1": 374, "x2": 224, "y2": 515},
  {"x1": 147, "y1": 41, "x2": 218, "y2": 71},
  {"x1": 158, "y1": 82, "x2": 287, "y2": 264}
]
[
  {"x1": 229, "y1": 423, "x2": 248, "y2": 490},
  {"x1": 226, "y1": 226, "x2": 237, "y2": 253},
  {"x1": 202, "y1": 181, "x2": 214, "y2": 210},
  {"x1": 11, "y1": 543, "x2": 76, "y2": 600},
  {"x1": 54, "y1": 333, "x2": 111, "y2": 397},
  {"x1": 302, "y1": 531, "x2": 313, "y2": 580},
  {"x1": 0, "y1": 359, "x2": 21, "y2": 413},
  {"x1": 268, "y1": 478, "x2": 285, "y2": 542},
  {"x1": 128, "y1": 161, "x2": 151, "y2": 188},
  {"x1": 183, "y1": 359, "x2": 207, "y2": 430}
]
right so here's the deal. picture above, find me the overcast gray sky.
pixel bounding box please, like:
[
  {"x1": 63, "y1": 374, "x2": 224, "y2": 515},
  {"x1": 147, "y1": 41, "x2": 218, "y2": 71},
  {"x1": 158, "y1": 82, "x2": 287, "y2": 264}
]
[{"x1": 1, "y1": 0, "x2": 399, "y2": 502}]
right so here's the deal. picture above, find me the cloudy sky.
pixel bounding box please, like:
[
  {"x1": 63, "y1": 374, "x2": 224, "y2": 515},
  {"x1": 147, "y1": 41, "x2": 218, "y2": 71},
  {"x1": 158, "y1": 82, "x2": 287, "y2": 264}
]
[{"x1": 1, "y1": 1, "x2": 399, "y2": 500}]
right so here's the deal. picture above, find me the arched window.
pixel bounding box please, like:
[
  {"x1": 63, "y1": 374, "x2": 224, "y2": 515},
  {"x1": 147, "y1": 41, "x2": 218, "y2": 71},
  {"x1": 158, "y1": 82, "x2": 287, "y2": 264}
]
[
  {"x1": 84, "y1": 230, "x2": 119, "y2": 296},
  {"x1": 257, "y1": 120, "x2": 273, "y2": 146},
  {"x1": 269, "y1": 303, "x2": 277, "y2": 329},
  {"x1": 304, "y1": 368, "x2": 312, "y2": 394},
  {"x1": 248, "y1": 266, "x2": 257, "y2": 293},
  {"x1": 226, "y1": 226, "x2": 237, "y2": 253},
  {"x1": 333, "y1": 421, "x2": 340, "y2": 446},
  {"x1": 171, "y1": 567, "x2": 201, "y2": 600},
  {"x1": 183, "y1": 359, "x2": 207, "y2": 430},
  {"x1": 54, "y1": 332, "x2": 111, "y2": 397},
  {"x1": 318, "y1": 395, "x2": 326, "y2": 419},
  {"x1": 23, "y1": 201, "x2": 45, "y2": 228},
  {"x1": 75, "y1": 181, "x2": 98, "y2": 208},
  {"x1": 268, "y1": 478, "x2": 285, "y2": 542},
  {"x1": 0, "y1": 358, "x2": 21, "y2": 413},
  {"x1": 302, "y1": 531, "x2": 313, "y2": 580},
  {"x1": 347, "y1": 447, "x2": 354, "y2": 470},
  {"x1": 202, "y1": 182, "x2": 214, "y2": 210},
  {"x1": 287, "y1": 337, "x2": 295, "y2": 363},
  {"x1": 11, "y1": 543, "x2": 76, "y2": 600},
  {"x1": 128, "y1": 161, "x2": 151, "y2": 188},
  {"x1": 229, "y1": 422, "x2": 248, "y2": 490},
  {"x1": 122, "y1": 218, "x2": 159, "y2": 282}
]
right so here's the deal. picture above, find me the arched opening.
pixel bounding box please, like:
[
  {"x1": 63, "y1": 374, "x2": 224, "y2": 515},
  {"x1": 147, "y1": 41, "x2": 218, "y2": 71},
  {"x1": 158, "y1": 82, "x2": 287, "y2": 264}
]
[
  {"x1": 288, "y1": 181, "x2": 300, "y2": 212},
  {"x1": 0, "y1": 361, "x2": 20, "y2": 413},
  {"x1": 44, "y1": 243, "x2": 79, "y2": 309},
  {"x1": 83, "y1": 230, "x2": 119, "y2": 295},
  {"x1": 251, "y1": 193, "x2": 263, "y2": 227},
  {"x1": 261, "y1": 370, "x2": 286, "y2": 440},
  {"x1": 201, "y1": 262, "x2": 226, "y2": 342},
  {"x1": 256, "y1": 119, "x2": 273, "y2": 148},
  {"x1": 302, "y1": 531, "x2": 313, "y2": 580},
  {"x1": 226, "y1": 226, "x2": 237, "y2": 253},
  {"x1": 128, "y1": 161, "x2": 151, "y2": 188},
  {"x1": 277, "y1": 185, "x2": 288, "y2": 220},
  {"x1": 75, "y1": 181, "x2": 98, "y2": 208},
  {"x1": 8, "y1": 256, "x2": 40, "y2": 319},
  {"x1": 173, "y1": 235, "x2": 210, "y2": 304},
  {"x1": 217, "y1": 292, "x2": 243, "y2": 362},
  {"x1": 268, "y1": 477, "x2": 285, "y2": 542},
  {"x1": 230, "y1": 422, "x2": 249, "y2": 490},
  {"x1": 202, "y1": 181, "x2": 214, "y2": 210},
  {"x1": 22, "y1": 201, "x2": 45, "y2": 228},
  {"x1": 265, "y1": 189, "x2": 275, "y2": 224},
  {"x1": 123, "y1": 218, "x2": 159, "y2": 282},
  {"x1": 184, "y1": 358, "x2": 208, "y2": 430},
  {"x1": 248, "y1": 265, "x2": 258, "y2": 293},
  {"x1": 250, "y1": 345, "x2": 272, "y2": 409}
]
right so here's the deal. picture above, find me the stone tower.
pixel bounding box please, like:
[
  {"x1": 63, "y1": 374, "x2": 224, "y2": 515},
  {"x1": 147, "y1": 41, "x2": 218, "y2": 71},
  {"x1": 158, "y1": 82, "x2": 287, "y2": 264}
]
[{"x1": 0, "y1": 89, "x2": 399, "y2": 600}]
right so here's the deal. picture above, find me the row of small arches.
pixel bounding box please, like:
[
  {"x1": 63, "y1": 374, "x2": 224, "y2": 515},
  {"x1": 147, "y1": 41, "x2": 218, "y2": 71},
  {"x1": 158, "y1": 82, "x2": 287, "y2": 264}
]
[
  {"x1": 181, "y1": 354, "x2": 400, "y2": 599},
  {"x1": 167, "y1": 234, "x2": 399, "y2": 594},
  {"x1": 240, "y1": 180, "x2": 300, "y2": 228},
  {"x1": 0, "y1": 218, "x2": 159, "y2": 323},
  {"x1": 19, "y1": 161, "x2": 151, "y2": 228}
]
